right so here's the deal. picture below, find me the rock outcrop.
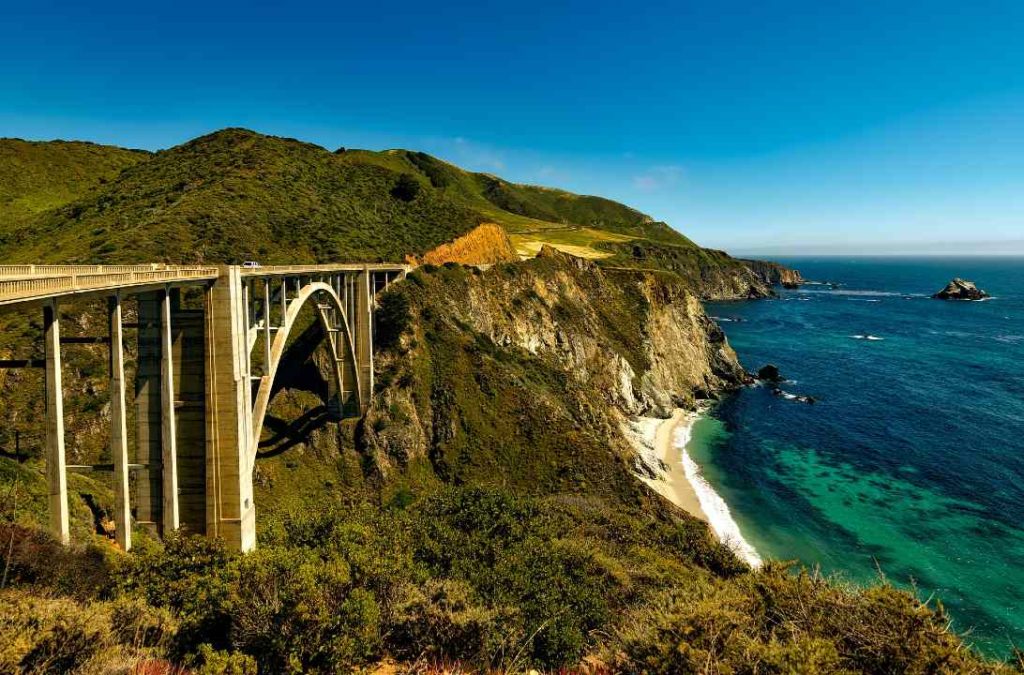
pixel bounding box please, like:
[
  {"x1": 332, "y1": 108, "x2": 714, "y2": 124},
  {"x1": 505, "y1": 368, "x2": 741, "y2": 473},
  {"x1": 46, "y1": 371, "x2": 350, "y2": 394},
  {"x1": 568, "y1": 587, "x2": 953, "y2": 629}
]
[
  {"x1": 601, "y1": 241, "x2": 778, "y2": 300},
  {"x1": 757, "y1": 364, "x2": 783, "y2": 382},
  {"x1": 933, "y1": 278, "x2": 989, "y2": 300},
  {"x1": 741, "y1": 259, "x2": 804, "y2": 288}
]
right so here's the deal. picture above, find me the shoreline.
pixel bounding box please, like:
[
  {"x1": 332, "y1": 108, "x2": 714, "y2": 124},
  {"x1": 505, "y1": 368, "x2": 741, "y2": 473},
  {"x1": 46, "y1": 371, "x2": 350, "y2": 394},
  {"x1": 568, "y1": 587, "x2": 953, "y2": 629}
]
[
  {"x1": 632, "y1": 407, "x2": 763, "y2": 568},
  {"x1": 637, "y1": 408, "x2": 709, "y2": 523}
]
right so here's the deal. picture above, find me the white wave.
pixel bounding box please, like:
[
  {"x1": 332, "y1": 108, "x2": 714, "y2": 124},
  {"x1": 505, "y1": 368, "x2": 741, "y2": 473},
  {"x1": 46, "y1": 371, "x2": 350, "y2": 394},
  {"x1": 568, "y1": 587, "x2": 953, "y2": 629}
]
[
  {"x1": 801, "y1": 288, "x2": 904, "y2": 297},
  {"x1": 850, "y1": 334, "x2": 884, "y2": 341},
  {"x1": 675, "y1": 425, "x2": 763, "y2": 568}
]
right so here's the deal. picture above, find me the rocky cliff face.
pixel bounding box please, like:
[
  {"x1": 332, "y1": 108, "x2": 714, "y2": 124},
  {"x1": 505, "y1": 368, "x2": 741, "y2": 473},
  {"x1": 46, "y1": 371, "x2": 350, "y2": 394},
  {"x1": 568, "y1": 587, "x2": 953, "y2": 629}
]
[
  {"x1": 597, "y1": 240, "x2": 784, "y2": 300},
  {"x1": 741, "y1": 258, "x2": 804, "y2": 288},
  {"x1": 361, "y1": 247, "x2": 748, "y2": 493}
]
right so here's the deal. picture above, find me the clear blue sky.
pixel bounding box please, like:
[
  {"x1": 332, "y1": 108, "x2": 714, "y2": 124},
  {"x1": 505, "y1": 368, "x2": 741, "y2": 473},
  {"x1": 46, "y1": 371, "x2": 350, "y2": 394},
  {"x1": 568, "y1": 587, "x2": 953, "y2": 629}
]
[{"x1": 3, "y1": 0, "x2": 1023, "y2": 254}]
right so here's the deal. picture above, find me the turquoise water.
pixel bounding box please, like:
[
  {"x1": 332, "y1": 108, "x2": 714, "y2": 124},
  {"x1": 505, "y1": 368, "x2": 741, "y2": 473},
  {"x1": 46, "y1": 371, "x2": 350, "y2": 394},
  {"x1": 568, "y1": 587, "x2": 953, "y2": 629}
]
[{"x1": 701, "y1": 257, "x2": 1024, "y2": 655}]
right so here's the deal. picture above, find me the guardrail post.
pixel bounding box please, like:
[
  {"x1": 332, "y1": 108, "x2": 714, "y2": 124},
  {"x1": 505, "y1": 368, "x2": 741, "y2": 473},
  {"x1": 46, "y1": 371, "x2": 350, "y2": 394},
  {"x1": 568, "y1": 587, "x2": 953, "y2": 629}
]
[
  {"x1": 109, "y1": 293, "x2": 131, "y2": 550},
  {"x1": 43, "y1": 300, "x2": 70, "y2": 545}
]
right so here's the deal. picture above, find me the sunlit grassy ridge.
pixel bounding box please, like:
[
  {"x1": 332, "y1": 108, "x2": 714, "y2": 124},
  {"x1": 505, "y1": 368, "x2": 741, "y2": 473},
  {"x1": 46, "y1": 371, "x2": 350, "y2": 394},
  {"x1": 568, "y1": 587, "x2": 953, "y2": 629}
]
[{"x1": 0, "y1": 128, "x2": 714, "y2": 267}]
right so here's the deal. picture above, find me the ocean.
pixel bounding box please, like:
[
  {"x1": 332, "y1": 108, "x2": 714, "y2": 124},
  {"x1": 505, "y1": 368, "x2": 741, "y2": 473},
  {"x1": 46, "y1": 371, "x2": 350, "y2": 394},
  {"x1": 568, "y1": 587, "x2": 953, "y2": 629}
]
[{"x1": 698, "y1": 256, "x2": 1024, "y2": 655}]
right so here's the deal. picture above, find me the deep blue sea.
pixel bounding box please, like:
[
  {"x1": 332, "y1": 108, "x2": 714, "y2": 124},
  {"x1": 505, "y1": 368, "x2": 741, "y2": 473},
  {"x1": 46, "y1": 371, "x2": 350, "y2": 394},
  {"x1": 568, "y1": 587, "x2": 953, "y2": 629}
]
[{"x1": 701, "y1": 257, "x2": 1024, "y2": 655}]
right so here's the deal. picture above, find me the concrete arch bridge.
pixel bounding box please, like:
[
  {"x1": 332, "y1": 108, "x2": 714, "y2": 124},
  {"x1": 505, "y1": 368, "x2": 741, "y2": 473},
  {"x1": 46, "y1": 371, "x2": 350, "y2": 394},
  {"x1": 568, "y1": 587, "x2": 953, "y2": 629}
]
[{"x1": 0, "y1": 263, "x2": 408, "y2": 551}]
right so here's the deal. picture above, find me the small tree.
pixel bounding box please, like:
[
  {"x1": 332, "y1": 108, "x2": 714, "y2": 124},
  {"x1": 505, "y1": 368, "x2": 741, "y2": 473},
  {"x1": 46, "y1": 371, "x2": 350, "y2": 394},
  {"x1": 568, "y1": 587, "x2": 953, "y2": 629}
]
[{"x1": 390, "y1": 174, "x2": 421, "y2": 202}]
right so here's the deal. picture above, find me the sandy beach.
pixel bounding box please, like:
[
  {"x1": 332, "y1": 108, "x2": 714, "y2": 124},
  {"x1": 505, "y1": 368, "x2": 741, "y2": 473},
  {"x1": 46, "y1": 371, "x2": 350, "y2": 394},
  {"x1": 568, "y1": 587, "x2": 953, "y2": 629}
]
[
  {"x1": 630, "y1": 408, "x2": 763, "y2": 567},
  {"x1": 635, "y1": 409, "x2": 709, "y2": 523}
]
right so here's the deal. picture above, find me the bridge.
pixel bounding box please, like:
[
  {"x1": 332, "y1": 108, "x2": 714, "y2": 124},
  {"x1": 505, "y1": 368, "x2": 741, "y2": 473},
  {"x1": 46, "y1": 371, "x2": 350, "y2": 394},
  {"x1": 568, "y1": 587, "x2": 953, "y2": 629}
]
[{"x1": 0, "y1": 263, "x2": 408, "y2": 552}]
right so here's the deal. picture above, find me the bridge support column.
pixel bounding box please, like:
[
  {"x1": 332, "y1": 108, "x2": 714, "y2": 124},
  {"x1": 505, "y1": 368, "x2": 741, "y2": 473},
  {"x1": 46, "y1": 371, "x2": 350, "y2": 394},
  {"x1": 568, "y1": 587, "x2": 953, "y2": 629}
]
[
  {"x1": 43, "y1": 301, "x2": 69, "y2": 545},
  {"x1": 172, "y1": 300, "x2": 209, "y2": 535},
  {"x1": 205, "y1": 267, "x2": 256, "y2": 552},
  {"x1": 135, "y1": 293, "x2": 163, "y2": 533},
  {"x1": 108, "y1": 294, "x2": 131, "y2": 550},
  {"x1": 160, "y1": 288, "x2": 180, "y2": 533},
  {"x1": 355, "y1": 268, "x2": 374, "y2": 410}
]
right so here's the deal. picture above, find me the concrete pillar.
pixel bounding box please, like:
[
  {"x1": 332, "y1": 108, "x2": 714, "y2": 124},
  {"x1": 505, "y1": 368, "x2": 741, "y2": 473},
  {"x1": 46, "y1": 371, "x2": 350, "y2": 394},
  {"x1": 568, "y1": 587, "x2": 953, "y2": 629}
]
[
  {"x1": 108, "y1": 294, "x2": 131, "y2": 550},
  {"x1": 134, "y1": 293, "x2": 162, "y2": 533},
  {"x1": 160, "y1": 288, "x2": 180, "y2": 533},
  {"x1": 355, "y1": 267, "x2": 374, "y2": 408},
  {"x1": 279, "y1": 278, "x2": 288, "y2": 327},
  {"x1": 263, "y1": 278, "x2": 271, "y2": 375},
  {"x1": 43, "y1": 301, "x2": 69, "y2": 545},
  {"x1": 169, "y1": 297, "x2": 207, "y2": 535},
  {"x1": 205, "y1": 266, "x2": 256, "y2": 551}
]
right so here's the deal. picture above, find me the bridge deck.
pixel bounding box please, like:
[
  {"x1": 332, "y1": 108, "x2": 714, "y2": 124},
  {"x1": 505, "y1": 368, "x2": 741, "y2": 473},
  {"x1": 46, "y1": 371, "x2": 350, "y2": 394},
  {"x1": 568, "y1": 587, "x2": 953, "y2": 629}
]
[{"x1": 0, "y1": 263, "x2": 409, "y2": 308}]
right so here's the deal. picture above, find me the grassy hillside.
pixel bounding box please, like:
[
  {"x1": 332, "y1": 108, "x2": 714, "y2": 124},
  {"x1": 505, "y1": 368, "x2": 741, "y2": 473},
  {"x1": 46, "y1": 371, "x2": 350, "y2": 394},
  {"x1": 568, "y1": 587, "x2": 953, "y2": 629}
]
[
  {"x1": 0, "y1": 129, "x2": 757, "y2": 287},
  {"x1": 0, "y1": 130, "x2": 483, "y2": 264},
  {"x1": 0, "y1": 138, "x2": 148, "y2": 233},
  {"x1": 343, "y1": 147, "x2": 699, "y2": 258}
]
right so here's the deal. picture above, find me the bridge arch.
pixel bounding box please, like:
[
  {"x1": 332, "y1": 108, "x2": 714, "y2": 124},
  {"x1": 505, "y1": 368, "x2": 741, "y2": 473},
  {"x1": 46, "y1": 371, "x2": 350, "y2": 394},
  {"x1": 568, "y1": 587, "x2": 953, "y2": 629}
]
[{"x1": 249, "y1": 281, "x2": 361, "y2": 462}]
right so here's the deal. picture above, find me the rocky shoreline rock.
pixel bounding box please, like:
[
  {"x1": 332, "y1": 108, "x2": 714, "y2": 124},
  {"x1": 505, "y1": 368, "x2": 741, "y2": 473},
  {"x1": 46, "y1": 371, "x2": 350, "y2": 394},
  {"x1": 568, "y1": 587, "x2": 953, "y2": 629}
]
[
  {"x1": 740, "y1": 259, "x2": 804, "y2": 288},
  {"x1": 932, "y1": 278, "x2": 989, "y2": 301},
  {"x1": 756, "y1": 364, "x2": 783, "y2": 382}
]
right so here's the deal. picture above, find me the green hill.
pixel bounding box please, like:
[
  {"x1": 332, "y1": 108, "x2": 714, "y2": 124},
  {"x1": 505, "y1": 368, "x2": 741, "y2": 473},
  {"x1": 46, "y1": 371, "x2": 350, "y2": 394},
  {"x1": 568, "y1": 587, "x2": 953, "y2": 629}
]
[
  {"x1": 0, "y1": 138, "x2": 149, "y2": 233},
  {"x1": 0, "y1": 129, "x2": 762, "y2": 296}
]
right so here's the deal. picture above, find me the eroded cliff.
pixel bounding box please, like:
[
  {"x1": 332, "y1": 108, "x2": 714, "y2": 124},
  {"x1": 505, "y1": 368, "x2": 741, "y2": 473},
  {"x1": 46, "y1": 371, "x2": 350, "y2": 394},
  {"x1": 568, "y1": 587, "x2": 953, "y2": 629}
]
[{"x1": 361, "y1": 247, "x2": 748, "y2": 494}]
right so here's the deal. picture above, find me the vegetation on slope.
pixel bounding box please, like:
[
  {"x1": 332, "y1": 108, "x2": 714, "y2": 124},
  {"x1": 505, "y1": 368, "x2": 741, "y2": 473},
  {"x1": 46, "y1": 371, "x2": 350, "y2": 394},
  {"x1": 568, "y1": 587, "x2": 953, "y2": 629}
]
[
  {"x1": 0, "y1": 258, "x2": 1013, "y2": 673},
  {"x1": 0, "y1": 129, "x2": 482, "y2": 264},
  {"x1": 0, "y1": 128, "x2": 777, "y2": 299},
  {"x1": 0, "y1": 138, "x2": 148, "y2": 233}
]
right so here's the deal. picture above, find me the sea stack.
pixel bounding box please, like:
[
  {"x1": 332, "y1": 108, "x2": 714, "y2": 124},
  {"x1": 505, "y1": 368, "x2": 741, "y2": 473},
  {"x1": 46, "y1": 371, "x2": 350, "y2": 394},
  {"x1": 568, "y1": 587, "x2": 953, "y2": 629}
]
[{"x1": 932, "y1": 278, "x2": 990, "y2": 301}]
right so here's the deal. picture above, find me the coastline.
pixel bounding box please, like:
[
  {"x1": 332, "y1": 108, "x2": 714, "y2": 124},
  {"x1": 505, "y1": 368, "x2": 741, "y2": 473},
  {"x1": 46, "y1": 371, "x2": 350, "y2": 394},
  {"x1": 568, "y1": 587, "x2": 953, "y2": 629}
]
[
  {"x1": 631, "y1": 407, "x2": 763, "y2": 568},
  {"x1": 636, "y1": 409, "x2": 709, "y2": 523}
]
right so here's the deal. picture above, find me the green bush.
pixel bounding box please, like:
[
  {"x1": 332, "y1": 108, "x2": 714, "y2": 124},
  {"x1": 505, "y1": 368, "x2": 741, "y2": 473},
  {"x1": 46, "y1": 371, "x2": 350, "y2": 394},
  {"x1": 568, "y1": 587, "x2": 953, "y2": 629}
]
[
  {"x1": 374, "y1": 288, "x2": 412, "y2": 351},
  {"x1": 390, "y1": 173, "x2": 421, "y2": 202},
  {"x1": 228, "y1": 547, "x2": 380, "y2": 672}
]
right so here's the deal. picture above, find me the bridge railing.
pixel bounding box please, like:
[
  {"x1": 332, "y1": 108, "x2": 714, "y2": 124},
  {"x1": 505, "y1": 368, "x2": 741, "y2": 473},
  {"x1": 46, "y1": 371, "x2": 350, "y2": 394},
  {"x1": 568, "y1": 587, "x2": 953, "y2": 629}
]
[
  {"x1": 0, "y1": 264, "x2": 172, "y2": 277},
  {"x1": 238, "y1": 263, "x2": 410, "y2": 277},
  {"x1": 0, "y1": 267, "x2": 219, "y2": 303}
]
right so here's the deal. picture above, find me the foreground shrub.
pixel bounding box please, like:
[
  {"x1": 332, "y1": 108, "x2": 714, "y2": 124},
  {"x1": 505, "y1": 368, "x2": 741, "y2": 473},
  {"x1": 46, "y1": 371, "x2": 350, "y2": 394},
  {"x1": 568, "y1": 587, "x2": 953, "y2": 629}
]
[
  {"x1": 388, "y1": 578, "x2": 523, "y2": 666},
  {"x1": 2, "y1": 490, "x2": 1012, "y2": 673},
  {"x1": 0, "y1": 523, "x2": 117, "y2": 597},
  {"x1": 228, "y1": 546, "x2": 381, "y2": 672},
  {"x1": 609, "y1": 564, "x2": 1010, "y2": 674},
  {"x1": 116, "y1": 533, "x2": 237, "y2": 656},
  {"x1": 0, "y1": 589, "x2": 173, "y2": 673}
]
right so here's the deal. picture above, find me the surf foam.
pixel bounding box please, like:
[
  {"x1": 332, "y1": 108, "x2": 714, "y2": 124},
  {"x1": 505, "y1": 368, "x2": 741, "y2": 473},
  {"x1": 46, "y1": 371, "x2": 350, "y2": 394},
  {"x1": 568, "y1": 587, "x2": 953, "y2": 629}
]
[{"x1": 674, "y1": 422, "x2": 763, "y2": 568}]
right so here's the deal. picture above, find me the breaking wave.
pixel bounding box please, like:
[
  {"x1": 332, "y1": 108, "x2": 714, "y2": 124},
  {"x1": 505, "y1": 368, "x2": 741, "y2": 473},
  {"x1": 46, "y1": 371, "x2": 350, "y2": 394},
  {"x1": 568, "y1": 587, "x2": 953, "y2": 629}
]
[{"x1": 675, "y1": 425, "x2": 763, "y2": 568}]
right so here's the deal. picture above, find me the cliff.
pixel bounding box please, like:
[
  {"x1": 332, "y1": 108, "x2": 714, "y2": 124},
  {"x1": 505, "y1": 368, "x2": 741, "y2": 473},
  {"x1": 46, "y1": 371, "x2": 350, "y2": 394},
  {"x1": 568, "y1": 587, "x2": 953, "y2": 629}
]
[
  {"x1": 362, "y1": 247, "x2": 748, "y2": 492},
  {"x1": 597, "y1": 239, "x2": 779, "y2": 299},
  {"x1": 741, "y1": 258, "x2": 804, "y2": 287}
]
